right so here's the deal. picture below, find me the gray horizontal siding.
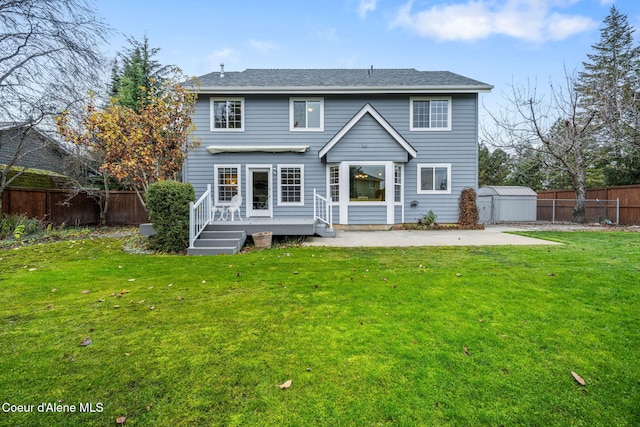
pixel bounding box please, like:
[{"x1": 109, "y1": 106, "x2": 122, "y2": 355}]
[
  {"x1": 325, "y1": 113, "x2": 409, "y2": 162},
  {"x1": 186, "y1": 93, "x2": 480, "y2": 224},
  {"x1": 347, "y1": 204, "x2": 387, "y2": 224}
]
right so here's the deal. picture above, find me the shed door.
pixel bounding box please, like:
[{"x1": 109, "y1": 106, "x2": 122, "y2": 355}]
[{"x1": 478, "y1": 197, "x2": 493, "y2": 224}]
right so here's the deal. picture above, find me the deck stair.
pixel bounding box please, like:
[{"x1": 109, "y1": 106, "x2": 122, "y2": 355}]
[{"x1": 187, "y1": 229, "x2": 246, "y2": 255}]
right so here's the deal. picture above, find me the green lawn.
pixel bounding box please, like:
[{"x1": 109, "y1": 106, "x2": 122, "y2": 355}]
[{"x1": 0, "y1": 232, "x2": 638, "y2": 426}]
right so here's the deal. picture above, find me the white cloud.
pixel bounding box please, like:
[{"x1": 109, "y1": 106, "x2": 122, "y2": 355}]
[
  {"x1": 359, "y1": 0, "x2": 377, "y2": 19},
  {"x1": 390, "y1": 0, "x2": 599, "y2": 42},
  {"x1": 249, "y1": 39, "x2": 277, "y2": 54},
  {"x1": 206, "y1": 48, "x2": 237, "y2": 71},
  {"x1": 314, "y1": 27, "x2": 340, "y2": 43}
]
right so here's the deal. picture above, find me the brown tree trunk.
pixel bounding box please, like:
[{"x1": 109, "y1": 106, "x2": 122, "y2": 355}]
[{"x1": 572, "y1": 153, "x2": 588, "y2": 223}]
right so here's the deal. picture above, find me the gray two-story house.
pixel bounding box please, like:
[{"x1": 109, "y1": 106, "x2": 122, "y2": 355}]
[{"x1": 184, "y1": 68, "x2": 492, "y2": 253}]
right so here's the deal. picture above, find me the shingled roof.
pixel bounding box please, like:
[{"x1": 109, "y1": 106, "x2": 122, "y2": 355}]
[{"x1": 190, "y1": 68, "x2": 492, "y2": 94}]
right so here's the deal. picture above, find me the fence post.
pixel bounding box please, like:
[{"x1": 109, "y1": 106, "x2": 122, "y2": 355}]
[
  {"x1": 616, "y1": 198, "x2": 619, "y2": 225},
  {"x1": 552, "y1": 199, "x2": 556, "y2": 224}
]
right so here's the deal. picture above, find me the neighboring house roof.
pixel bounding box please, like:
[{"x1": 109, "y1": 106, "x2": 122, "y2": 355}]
[
  {"x1": 190, "y1": 68, "x2": 493, "y2": 94},
  {"x1": 478, "y1": 186, "x2": 538, "y2": 197},
  {"x1": 0, "y1": 123, "x2": 70, "y2": 175}
]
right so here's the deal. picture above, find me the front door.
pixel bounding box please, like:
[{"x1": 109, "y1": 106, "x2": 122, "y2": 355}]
[{"x1": 247, "y1": 166, "x2": 272, "y2": 217}]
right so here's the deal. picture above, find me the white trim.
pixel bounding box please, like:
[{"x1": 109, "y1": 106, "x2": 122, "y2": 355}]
[
  {"x1": 207, "y1": 145, "x2": 309, "y2": 154},
  {"x1": 195, "y1": 86, "x2": 493, "y2": 95},
  {"x1": 347, "y1": 161, "x2": 388, "y2": 206},
  {"x1": 210, "y1": 97, "x2": 245, "y2": 132},
  {"x1": 319, "y1": 103, "x2": 417, "y2": 159},
  {"x1": 394, "y1": 164, "x2": 404, "y2": 223},
  {"x1": 339, "y1": 162, "x2": 349, "y2": 224},
  {"x1": 394, "y1": 164, "x2": 403, "y2": 205},
  {"x1": 246, "y1": 164, "x2": 273, "y2": 218},
  {"x1": 385, "y1": 163, "x2": 394, "y2": 224},
  {"x1": 289, "y1": 98, "x2": 324, "y2": 132},
  {"x1": 277, "y1": 164, "x2": 305, "y2": 206},
  {"x1": 417, "y1": 163, "x2": 452, "y2": 194},
  {"x1": 410, "y1": 96, "x2": 452, "y2": 131},
  {"x1": 213, "y1": 164, "x2": 241, "y2": 205}
]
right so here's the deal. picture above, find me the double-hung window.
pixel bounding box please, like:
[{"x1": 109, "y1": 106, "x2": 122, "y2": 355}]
[
  {"x1": 329, "y1": 165, "x2": 339, "y2": 202},
  {"x1": 290, "y1": 98, "x2": 323, "y2": 131},
  {"x1": 214, "y1": 165, "x2": 240, "y2": 204},
  {"x1": 417, "y1": 164, "x2": 451, "y2": 194},
  {"x1": 394, "y1": 165, "x2": 402, "y2": 203},
  {"x1": 211, "y1": 98, "x2": 244, "y2": 131},
  {"x1": 278, "y1": 165, "x2": 304, "y2": 206},
  {"x1": 410, "y1": 97, "x2": 451, "y2": 131}
]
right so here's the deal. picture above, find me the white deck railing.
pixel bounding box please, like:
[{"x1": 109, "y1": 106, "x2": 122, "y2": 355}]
[
  {"x1": 313, "y1": 189, "x2": 333, "y2": 231},
  {"x1": 189, "y1": 184, "x2": 212, "y2": 248}
]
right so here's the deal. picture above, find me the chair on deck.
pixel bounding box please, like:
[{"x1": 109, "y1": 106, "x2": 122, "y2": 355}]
[
  {"x1": 212, "y1": 205, "x2": 227, "y2": 221},
  {"x1": 227, "y1": 195, "x2": 243, "y2": 221}
]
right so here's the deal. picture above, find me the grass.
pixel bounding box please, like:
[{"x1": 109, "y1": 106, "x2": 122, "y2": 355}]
[{"x1": 0, "y1": 231, "x2": 639, "y2": 426}]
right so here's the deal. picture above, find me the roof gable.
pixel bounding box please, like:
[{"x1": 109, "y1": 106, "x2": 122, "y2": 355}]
[{"x1": 319, "y1": 103, "x2": 417, "y2": 159}]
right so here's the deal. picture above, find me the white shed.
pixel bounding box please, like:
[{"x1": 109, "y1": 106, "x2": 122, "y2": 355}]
[{"x1": 477, "y1": 186, "x2": 537, "y2": 224}]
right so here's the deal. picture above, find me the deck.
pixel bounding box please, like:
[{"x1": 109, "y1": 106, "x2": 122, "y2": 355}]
[
  {"x1": 206, "y1": 217, "x2": 332, "y2": 236},
  {"x1": 187, "y1": 217, "x2": 333, "y2": 255}
]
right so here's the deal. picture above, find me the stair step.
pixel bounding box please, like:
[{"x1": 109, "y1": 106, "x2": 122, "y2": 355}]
[
  {"x1": 188, "y1": 229, "x2": 247, "y2": 255},
  {"x1": 187, "y1": 246, "x2": 239, "y2": 256},
  {"x1": 200, "y1": 230, "x2": 246, "y2": 240},
  {"x1": 194, "y1": 238, "x2": 243, "y2": 248},
  {"x1": 314, "y1": 224, "x2": 336, "y2": 238}
]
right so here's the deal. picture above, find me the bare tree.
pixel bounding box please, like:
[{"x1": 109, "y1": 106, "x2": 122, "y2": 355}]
[
  {"x1": 484, "y1": 71, "x2": 599, "y2": 223},
  {"x1": 0, "y1": 0, "x2": 109, "y2": 218}
]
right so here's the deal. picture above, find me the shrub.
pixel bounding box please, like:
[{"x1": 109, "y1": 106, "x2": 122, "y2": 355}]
[
  {"x1": 458, "y1": 187, "x2": 479, "y2": 227},
  {"x1": 0, "y1": 215, "x2": 43, "y2": 239},
  {"x1": 418, "y1": 210, "x2": 438, "y2": 227},
  {"x1": 146, "y1": 181, "x2": 195, "y2": 253}
]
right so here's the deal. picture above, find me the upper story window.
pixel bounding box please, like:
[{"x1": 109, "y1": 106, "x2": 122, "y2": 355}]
[
  {"x1": 211, "y1": 98, "x2": 244, "y2": 131},
  {"x1": 290, "y1": 98, "x2": 324, "y2": 131},
  {"x1": 410, "y1": 97, "x2": 451, "y2": 131}
]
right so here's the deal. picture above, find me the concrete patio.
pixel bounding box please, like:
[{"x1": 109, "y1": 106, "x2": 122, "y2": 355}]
[{"x1": 303, "y1": 225, "x2": 563, "y2": 247}]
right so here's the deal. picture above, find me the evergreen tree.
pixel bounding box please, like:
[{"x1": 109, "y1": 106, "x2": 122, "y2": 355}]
[
  {"x1": 577, "y1": 5, "x2": 640, "y2": 184},
  {"x1": 505, "y1": 146, "x2": 546, "y2": 191},
  {"x1": 478, "y1": 143, "x2": 510, "y2": 186},
  {"x1": 110, "y1": 36, "x2": 171, "y2": 112}
]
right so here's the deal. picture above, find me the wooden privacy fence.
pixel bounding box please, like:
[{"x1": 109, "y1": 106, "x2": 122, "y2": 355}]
[
  {"x1": 538, "y1": 185, "x2": 640, "y2": 225},
  {"x1": 2, "y1": 187, "x2": 148, "y2": 226}
]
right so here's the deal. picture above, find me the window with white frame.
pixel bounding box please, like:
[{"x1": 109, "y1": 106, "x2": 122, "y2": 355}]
[
  {"x1": 417, "y1": 164, "x2": 451, "y2": 194},
  {"x1": 329, "y1": 165, "x2": 339, "y2": 202},
  {"x1": 290, "y1": 98, "x2": 323, "y2": 131},
  {"x1": 349, "y1": 164, "x2": 386, "y2": 202},
  {"x1": 211, "y1": 98, "x2": 244, "y2": 131},
  {"x1": 410, "y1": 97, "x2": 451, "y2": 131},
  {"x1": 214, "y1": 165, "x2": 240, "y2": 204},
  {"x1": 278, "y1": 165, "x2": 304, "y2": 205},
  {"x1": 394, "y1": 165, "x2": 402, "y2": 203}
]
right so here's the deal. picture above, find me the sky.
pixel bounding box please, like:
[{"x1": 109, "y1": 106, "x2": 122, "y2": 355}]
[{"x1": 92, "y1": 0, "x2": 640, "y2": 121}]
